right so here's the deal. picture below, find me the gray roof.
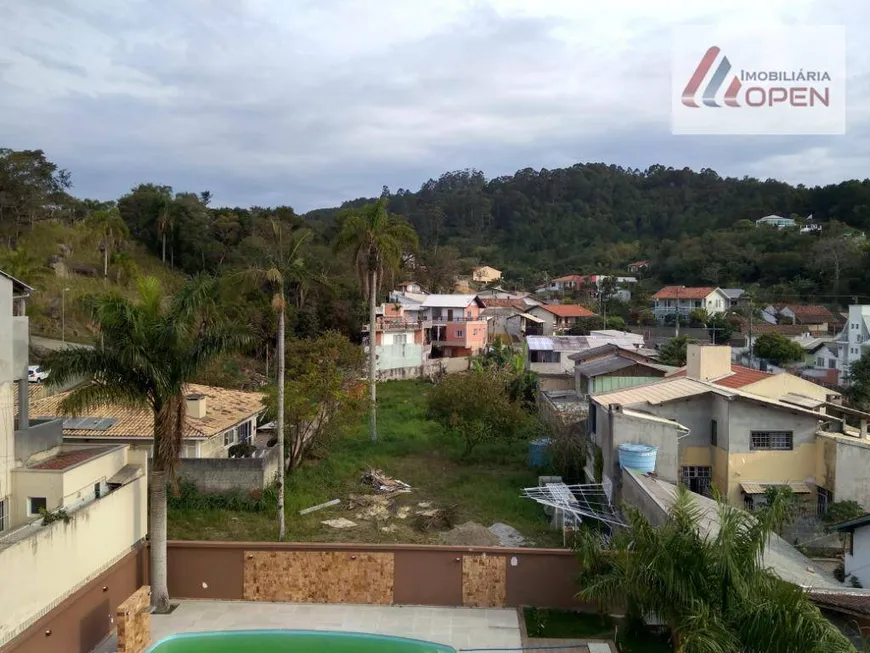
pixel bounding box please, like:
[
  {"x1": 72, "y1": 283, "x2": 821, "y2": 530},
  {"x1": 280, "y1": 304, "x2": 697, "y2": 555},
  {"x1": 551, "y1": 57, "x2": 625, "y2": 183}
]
[
  {"x1": 568, "y1": 343, "x2": 659, "y2": 362},
  {"x1": 721, "y1": 288, "x2": 745, "y2": 299},
  {"x1": 0, "y1": 269, "x2": 33, "y2": 295},
  {"x1": 626, "y1": 470, "x2": 842, "y2": 590},
  {"x1": 576, "y1": 355, "x2": 637, "y2": 377},
  {"x1": 420, "y1": 294, "x2": 481, "y2": 308}
]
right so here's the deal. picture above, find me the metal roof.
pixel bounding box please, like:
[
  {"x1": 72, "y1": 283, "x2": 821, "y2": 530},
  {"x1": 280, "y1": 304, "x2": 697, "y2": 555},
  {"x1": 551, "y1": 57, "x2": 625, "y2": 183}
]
[
  {"x1": 576, "y1": 355, "x2": 637, "y2": 377},
  {"x1": 721, "y1": 288, "x2": 745, "y2": 299},
  {"x1": 0, "y1": 268, "x2": 33, "y2": 295},
  {"x1": 420, "y1": 294, "x2": 480, "y2": 308},
  {"x1": 781, "y1": 393, "x2": 825, "y2": 410},
  {"x1": 740, "y1": 481, "x2": 811, "y2": 495}
]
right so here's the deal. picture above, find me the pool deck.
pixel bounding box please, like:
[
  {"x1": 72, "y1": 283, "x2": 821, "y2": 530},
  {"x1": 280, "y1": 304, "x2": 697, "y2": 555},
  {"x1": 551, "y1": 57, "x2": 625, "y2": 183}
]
[{"x1": 92, "y1": 601, "x2": 522, "y2": 652}]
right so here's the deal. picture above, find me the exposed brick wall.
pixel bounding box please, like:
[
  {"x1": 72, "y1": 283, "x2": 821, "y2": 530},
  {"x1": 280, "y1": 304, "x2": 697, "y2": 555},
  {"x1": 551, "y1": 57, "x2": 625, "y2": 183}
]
[{"x1": 115, "y1": 586, "x2": 150, "y2": 653}]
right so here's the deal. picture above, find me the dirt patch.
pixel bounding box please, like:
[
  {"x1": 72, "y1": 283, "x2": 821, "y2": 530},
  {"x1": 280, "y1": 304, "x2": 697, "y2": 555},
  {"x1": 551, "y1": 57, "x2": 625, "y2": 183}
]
[{"x1": 439, "y1": 521, "x2": 500, "y2": 547}]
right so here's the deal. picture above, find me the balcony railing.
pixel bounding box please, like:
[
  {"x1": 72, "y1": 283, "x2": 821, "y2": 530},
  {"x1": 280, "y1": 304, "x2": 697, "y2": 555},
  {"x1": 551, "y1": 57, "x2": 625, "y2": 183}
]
[
  {"x1": 428, "y1": 316, "x2": 487, "y2": 324},
  {"x1": 362, "y1": 319, "x2": 432, "y2": 332}
]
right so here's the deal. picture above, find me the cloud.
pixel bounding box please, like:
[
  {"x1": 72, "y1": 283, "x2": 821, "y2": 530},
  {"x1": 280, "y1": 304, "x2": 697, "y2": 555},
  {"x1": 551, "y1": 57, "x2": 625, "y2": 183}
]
[{"x1": 0, "y1": 0, "x2": 867, "y2": 210}]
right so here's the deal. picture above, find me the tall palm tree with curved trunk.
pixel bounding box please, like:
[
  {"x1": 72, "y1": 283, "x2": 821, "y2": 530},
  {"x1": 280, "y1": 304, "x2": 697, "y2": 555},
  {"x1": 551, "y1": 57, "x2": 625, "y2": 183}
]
[
  {"x1": 238, "y1": 218, "x2": 312, "y2": 541},
  {"x1": 576, "y1": 485, "x2": 855, "y2": 653},
  {"x1": 43, "y1": 275, "x2": 246, "y2": 613},
  {"x1": 334, "y1": 198, "x2": 418, "y2": 442},
  {"x1": 87, "y1": 207, "x2": 129, "y2": 281}
]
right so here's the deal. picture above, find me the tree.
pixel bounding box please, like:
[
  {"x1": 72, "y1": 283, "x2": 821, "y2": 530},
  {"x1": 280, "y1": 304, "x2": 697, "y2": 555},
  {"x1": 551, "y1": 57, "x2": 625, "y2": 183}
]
[
  {"x1": 707, "y1": 312, "x2": 735, "y2": 344},
  {"x1": 264, "y1": 332, "x2": 364, "y2": 471},
  {"x1": 844, "y1": 351, "x2": 870, "y2": 411},
  {"x1": 0, "y1": 148, "x2": 72, "y2": 243},
  {"x1": 576, "y1": 486, "x2": 855, "y2": 653},
  {"x1": 688, "y1": 308, "x2": 710, "y2": 327},
  {"x1": 334, "y1": 198, "x2": 418, "y2": 442},
  {"x1": 812, "y1": 237, "x2": 860, "y2": 295},
  {"x1": 427, "y1": 368, "x2": 527, "y2": 457},
  {"x1": 237, "y1": 218, "x2": 313, "y2": 540},
  {"x1": 658, "y1": 336, "x2": 694, "y2": 366},
  {"x1": 87, "y1": 207, "x2": 129, "y2": 281},
  {"x1": 753, "y1": 333, "x2": 805, "y2": 365},
  {"x1": 42, "y1": 275, "x2": 245, "y2": 613}
]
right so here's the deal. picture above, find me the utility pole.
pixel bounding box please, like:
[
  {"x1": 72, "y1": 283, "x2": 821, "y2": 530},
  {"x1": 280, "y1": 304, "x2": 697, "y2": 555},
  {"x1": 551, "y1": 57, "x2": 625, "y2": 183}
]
[
  {"x1": 747, "y1": 294, "x2": 754, "y2": 370},
  {"x1": 61, "y1": 287, "x2": 70, "y2": 345},
  {"x1": 674, "y1": 287, "x2": 680, "y2": 338}
]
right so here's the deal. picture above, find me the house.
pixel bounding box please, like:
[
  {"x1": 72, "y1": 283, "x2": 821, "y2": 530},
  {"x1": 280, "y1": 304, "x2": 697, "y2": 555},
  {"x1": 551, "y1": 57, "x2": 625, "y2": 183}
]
[
  {"x1": 30, "y1": 384, "x2": 265, "y2": 459},
  {"x1": 587, "y1": 344, "x2": 842, "y2": 508},
  {"x1": 364, "y1": 300, "x2": 429, "y2": 380},
  {"x1": 756, "y1": 215, "x2": 797, "y2": 229},
  {"x1": 526, "y1": 332, "x2": 646, "y2": 390},
  {"x1": 526, "y1": 303, "x2": 597, "y2": 335},
  {"x1": 396, "y1": 281, "x2": 426, "y2": 295},
  {"x1": 471, "y1": 266, "x2": 502, "y2": 284},
  {"x1": 833, "y1": 305, "x2": 870, "y2": 386},
  {"x1": 651, "y1": 286, "x2": 730, "y2": 323},
  {"x1": 0, "y1": 269, "x2": 148, "y2": 648},
  {"x1": 419, "y1": 294, "x2": 488, "y2": 357},
  {"x1": 721, "y1": 288, "x2": 747, "y2": 309},
  {"x1": 778, "y1": 304, "x2": 836, "y2": 329},
  {"x1": 829, "y1": 514, "x2": 870, "y2": 588},
  {"x1": 626, "y1": 260, "x2": 649, "y2": 273},
  {"x1": 536, "y1": 275, "x2": 636, "y2": 302},
  {"x1": 571, "y1": 347, "x2": 674, "y2": 397}
]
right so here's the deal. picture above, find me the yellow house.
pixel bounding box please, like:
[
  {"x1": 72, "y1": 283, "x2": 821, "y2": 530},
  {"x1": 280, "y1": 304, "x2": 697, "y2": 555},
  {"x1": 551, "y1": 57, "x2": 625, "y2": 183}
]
[
  {"x1": 589, "y1": 344, "x2": 861, "y2": 510},
  {"x1": 471, "y1": 266, "x2": 502, "y2": 284}
]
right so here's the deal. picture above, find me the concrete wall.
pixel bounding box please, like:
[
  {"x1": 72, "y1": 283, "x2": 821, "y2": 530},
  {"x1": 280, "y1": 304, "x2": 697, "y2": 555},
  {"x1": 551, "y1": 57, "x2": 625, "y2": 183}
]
[
  {"x1": 609, "y1": 410, "x2": 682, "y2": 484},
  {"x1": 527, "y1": 307, "x2": 556, "y2": 335},
  {"x1": 12, "y1": 317, "x2": 28, "y2": 382},
  {"x1": 845, "y1": 526, "x2": 870, "y2": 589},
  {"x1": 377, "y1": 343, "x2": 426, "y2": 372},
  {"x1": 177, "y1": 444, "x2": 280, "y2": 493},
  {"x1": 831, "y1": 435, "x2": 870, "y2": 507},
  {"x1": 0, "y1": 474, "x2": 147, "y2": 648},
  {"x1": 14, "y1": 419, "x2": 64, "y2": 464}
]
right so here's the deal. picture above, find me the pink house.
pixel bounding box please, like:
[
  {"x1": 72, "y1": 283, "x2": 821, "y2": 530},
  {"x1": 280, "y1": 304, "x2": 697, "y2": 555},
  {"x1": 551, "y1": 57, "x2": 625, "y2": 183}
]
[{"x1": 420, "y1": 294, "x2": 488, "y2": 357}]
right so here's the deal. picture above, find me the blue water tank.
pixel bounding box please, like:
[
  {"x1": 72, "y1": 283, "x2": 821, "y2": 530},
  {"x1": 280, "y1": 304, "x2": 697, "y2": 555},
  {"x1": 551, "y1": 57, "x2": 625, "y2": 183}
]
[
  {"x1": 528, "y1": 438, "x2": 551, "y2": 469},
  {"x1": 617, "y1": 443, "x2": 658, "y2": 473}
]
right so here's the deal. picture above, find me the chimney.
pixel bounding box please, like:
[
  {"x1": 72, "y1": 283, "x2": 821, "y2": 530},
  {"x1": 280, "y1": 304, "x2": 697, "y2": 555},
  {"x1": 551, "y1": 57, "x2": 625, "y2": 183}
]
[
  {"x1": 686, "y1": 344, "x2": 732, "y2": 381},
  {"x1": 185, "y1": 393, "x2": 207, "y2": 419}
]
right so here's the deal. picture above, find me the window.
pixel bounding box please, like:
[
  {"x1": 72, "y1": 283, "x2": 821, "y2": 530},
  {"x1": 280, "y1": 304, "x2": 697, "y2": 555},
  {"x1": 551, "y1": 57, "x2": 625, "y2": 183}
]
[
  {"x1": 223, "y1": 428, "x2": 237, "y2": 446},
  {"x1": 817, "y1": 357, "x2": 824, "y2": 367},
  {"x1": 694, "y1": 300, "x2": 702, "y2": 308},
  {"x1": 28, "y1": 497, "x2": 47, "y2": 516},
  {"x1": 818, "y1": 486, "x2": 833, "y2": 516},
  {"x1": 455, "y1": 330, "x2": 464, "y2": 337},
  {"x1": 859, "y1": 335, "x2": 864, "y2": 343},
  {"x1": 239, "y1": 420, "x2": 252, "y2": 443},
  {"x1": 681, "y1": 466, "x2": 712, "y2": 496},
  {"x1": 530, "y1": 350, "x2": 560, "y2": 363},
  {"x1": 589, "y1": 405, "x2": 598, "y2": 434},
  {"x1": 711, "y1": 419, "x2": 718, "y2": 447},
  {"x1": 94, "y1": 483, "x2": 101, "y2": 499},
  {"x1": 750, "y1": 430, "x2": 793, "y2": 451},
  {"x1": 0, "y1": 498, "x2": 6, "y2": 532},
  {"x1": 829, "y1": 359, "x2": 837, "y2": 369},
  {"x1": 393, "y1": 334, "x2": 407, "y2": 345}
]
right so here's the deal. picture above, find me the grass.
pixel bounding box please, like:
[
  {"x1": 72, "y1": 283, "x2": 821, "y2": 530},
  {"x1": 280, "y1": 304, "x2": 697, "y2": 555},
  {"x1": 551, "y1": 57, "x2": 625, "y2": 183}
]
[
  {"x1": 523, "y1": 609, "x2": 674, "y2": 653},
  {"x1": 168, "y1": 379, "x2": 561, "y2": 545}
]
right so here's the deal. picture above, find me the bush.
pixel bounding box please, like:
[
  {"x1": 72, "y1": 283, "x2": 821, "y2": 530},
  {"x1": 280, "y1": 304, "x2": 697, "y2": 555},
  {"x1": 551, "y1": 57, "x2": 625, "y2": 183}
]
[
  {"x1": 168, "y1": 478, "x2": 278, "y2": 513},
  {"x1": 753, "y1": 333, "x2": 805, "y2": 365},
  {"x1": 823, "y1": 500, "x2": 864, "y2": 525},
  {"x1": 228, "y1": 442, "x2": 256, "y2": 458}
]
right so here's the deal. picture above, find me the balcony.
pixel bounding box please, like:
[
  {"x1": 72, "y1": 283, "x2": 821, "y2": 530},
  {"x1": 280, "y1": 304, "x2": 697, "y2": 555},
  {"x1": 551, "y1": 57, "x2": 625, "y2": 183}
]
[
  {"x1": 428, "y1": 316, "x2": 485, "y2": 325},
  {"x1": 362, "y1": 319, "x2": 431, "y2": 333}
]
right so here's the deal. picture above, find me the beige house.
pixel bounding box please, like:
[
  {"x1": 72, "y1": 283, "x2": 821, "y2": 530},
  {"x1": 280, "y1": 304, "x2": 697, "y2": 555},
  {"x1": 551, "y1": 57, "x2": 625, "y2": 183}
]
[
  {"x1": 0, "y1": 269, "x2": 148, "y2": 649},
  {"x1": 471, "y1": 266, "x2": 502, "y2": 284},
  {"x1": 30, "y1": 384, "x2": 265, "y2": 459}
]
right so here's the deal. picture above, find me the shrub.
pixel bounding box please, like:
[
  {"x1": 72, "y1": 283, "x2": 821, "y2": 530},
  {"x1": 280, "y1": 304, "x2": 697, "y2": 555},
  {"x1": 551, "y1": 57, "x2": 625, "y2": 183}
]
[{"x1": 167, "y1": 478, "x2": 278, "y2": 513}]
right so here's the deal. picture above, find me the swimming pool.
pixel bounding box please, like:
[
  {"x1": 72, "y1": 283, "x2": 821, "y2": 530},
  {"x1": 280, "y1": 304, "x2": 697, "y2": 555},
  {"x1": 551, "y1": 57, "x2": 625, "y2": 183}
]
[{"x1": 146, "y1": 630, "x2": 457, "y2": 653}]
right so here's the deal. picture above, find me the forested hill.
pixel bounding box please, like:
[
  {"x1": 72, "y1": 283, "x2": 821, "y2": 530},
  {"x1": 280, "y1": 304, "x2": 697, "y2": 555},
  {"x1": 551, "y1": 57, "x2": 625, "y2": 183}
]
[{"x1": 309, "y1": 165, "x2": 870, "y2": 298}]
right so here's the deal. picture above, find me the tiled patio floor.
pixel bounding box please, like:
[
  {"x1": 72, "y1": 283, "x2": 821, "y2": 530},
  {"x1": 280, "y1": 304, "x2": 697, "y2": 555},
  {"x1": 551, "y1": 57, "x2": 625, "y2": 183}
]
[{"x1": 92, "y1": 600, "x2": 522, "y2": 652}]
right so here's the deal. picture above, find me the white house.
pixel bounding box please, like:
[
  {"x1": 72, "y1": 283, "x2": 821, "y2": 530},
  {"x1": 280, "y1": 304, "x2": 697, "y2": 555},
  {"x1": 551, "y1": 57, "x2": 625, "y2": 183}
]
[
  {"x1": 652, "y1": 286, "x2": 731, "y2": 322},
  {"x1": 833, "y1": 305, "x2": 870, "y2": 385},
  {"x1": 829, "y1": 514, "x2": 870, "y2": 588},
  {"x1": 756, "y1": 215, "x2": 797, "y2": 229}
]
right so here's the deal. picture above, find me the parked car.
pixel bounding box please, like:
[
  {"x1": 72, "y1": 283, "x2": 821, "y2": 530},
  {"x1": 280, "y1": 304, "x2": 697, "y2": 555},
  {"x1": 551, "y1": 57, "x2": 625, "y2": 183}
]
[{"x1": 28, "y1": 365, "x2": 49, "y2": 383}]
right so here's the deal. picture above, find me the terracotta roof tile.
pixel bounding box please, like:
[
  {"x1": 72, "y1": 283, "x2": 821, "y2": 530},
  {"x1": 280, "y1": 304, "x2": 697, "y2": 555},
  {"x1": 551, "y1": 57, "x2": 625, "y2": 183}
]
[
  {"x1": 785, "y1": 304, "x2": 835, "y2": 319},
  {"x1": 671, "y1": 364, "x2": 773, "y2": 388},
  {"x1": 29, "y1": 446, "x2": 116, "y2": 470},
  {"x1": 30, "y1": 383, "x2": 265, "y2": 440},
  {"x1": 537, "y1": 304, "x2": 597, "y2": 318},
  {"x1": 653, "y1": 286, "x2": 717, "y2": 300}
]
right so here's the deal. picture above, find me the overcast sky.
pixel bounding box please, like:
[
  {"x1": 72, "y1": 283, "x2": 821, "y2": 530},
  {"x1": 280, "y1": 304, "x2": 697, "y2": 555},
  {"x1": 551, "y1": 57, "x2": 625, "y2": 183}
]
[{"x1": 1, "y1": 0, "x2": 867, "y2": 211}]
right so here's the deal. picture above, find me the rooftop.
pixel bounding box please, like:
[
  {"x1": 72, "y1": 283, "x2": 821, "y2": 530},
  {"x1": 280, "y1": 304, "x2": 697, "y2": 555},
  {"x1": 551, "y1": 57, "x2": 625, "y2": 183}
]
[
  {"x1": 0, "y1": 268, "x2": 33, "y2": 296},
  {"x1": 30, "y1": 383, "x2": 265, "y2": 440},
  {"x1": 652, "y1": 286, "x2": 717, "y2": 300},
  {"x1": 721, "y1": 288, "x2": 745, "y2": 299},
  {"x1": 669, "y1": 364, "x2": 772, "y2": 388},
  {"x1": 420, "y1": 294, "x2": 483, "y2": 309},
  {"x1": 27, "y1": 445, "x2": 117, "y2": 471},
  {"x1": 626, "y1": 470, "x2": 841, "y2": 590},
  {"x1": 534, "y1": 304, "x2": 597, "y2": 318}
]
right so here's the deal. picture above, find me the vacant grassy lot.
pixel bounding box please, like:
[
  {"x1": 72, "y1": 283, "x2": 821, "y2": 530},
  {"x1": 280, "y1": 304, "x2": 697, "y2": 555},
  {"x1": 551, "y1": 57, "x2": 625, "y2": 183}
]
[{"x1": 168, "y1": 379, "x2": 560, "y2": 545}]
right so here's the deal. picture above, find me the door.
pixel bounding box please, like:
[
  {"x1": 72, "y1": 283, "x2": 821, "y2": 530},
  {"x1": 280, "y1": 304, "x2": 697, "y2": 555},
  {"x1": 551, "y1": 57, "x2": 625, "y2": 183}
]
[{"x1": 447, "y1": 309, "x2": 454, "y2": 321}]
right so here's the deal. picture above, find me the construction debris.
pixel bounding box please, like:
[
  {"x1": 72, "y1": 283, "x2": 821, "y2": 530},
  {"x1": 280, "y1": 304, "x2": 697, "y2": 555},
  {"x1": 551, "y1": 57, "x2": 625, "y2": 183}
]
[
  {"x1": 380, "y1": 524, "x2": 398, "y2": 533},
  {"x1": 414, "y1": 506, "x2": 457, "y2": 533},
  {"x1": 395, "y1": 506, "x2": 412, "y2": 520},
  {"x1": 362, "y1": 469, "x2": 412, "y2": 494},
  {"x1": 439, "y1": 521, "x2": 500, "y2": 547},
  {"x1": 355, "y1": 502, "x2": 391, "y2": 521},
  {"x1": 347, "y1": 493, "x2": 390, "y2": 509},
  {"x1": 489, "y1": 522, "x2": 527, "y2": 547},
  {"x1": 321, "y1": 518, "x2": 357, "y2": 529},
  {"x1": 417, "y1": 501, "x2": 433, "y2": 509},
  {"x1": 299, "y1": 498, "x2": 340, "y2": 516}
]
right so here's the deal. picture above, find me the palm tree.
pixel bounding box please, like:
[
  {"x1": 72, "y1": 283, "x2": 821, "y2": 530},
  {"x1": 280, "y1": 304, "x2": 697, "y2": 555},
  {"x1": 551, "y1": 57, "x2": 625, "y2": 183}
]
[
  {"x1": 87, "y1": 207, "x2": 129, "y2": 281},
  {"x1": 575, "y1": 486, "x2": 855, "y2": 653},
  {"x1": 237, "y1": 218, "x2": 312, "y2": 541},
  {"x1": 43, "y1": 275, "x2": 245, "y2": 613},
  {"x1": 157, "y1": 191, "x2": 173, "y2": 265},
  {"x1": 334, "y1": 198, "x2": 418, "y2": 442}
]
